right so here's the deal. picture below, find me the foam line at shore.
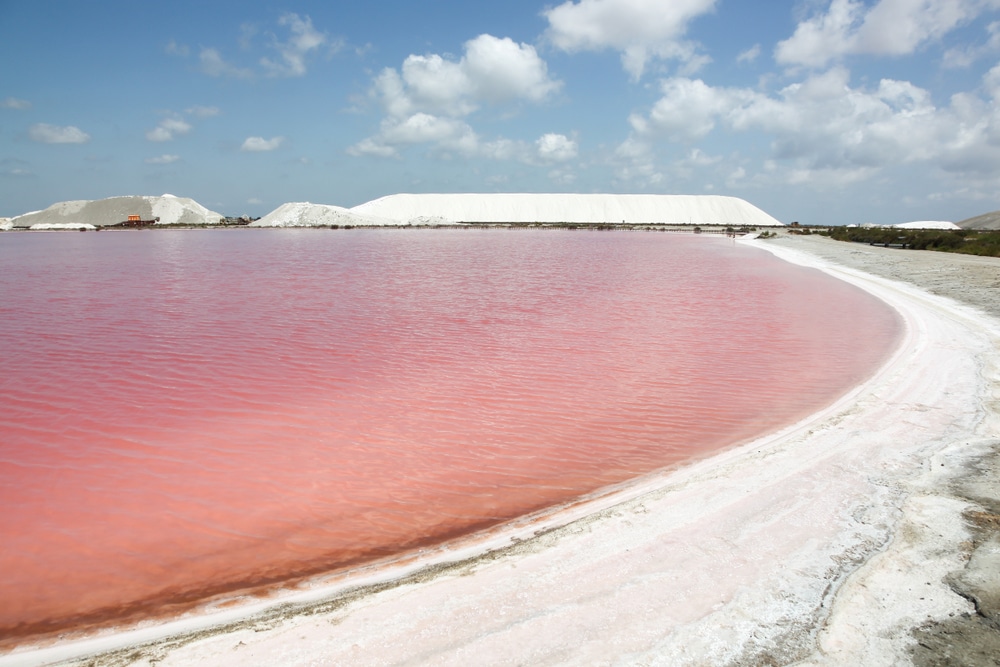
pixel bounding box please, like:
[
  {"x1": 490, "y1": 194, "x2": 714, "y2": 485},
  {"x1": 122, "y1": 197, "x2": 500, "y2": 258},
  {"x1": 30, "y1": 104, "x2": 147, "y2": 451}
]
[{"x1": 4, "y1": 237, "x2": 997, "y2": 666}]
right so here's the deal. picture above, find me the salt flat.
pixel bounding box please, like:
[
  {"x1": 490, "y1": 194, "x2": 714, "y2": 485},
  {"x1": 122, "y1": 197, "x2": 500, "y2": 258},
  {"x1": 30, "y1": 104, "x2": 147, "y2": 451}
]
[{"x1": 3, "y1": 234, "x2": 997, "y2": 667}]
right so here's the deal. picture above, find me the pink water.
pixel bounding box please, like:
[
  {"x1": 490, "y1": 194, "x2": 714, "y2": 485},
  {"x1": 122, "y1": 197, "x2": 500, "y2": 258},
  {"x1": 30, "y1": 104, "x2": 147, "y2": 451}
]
[{"x1": 0, "y1": 229, "x2": 900, "y2": 642}]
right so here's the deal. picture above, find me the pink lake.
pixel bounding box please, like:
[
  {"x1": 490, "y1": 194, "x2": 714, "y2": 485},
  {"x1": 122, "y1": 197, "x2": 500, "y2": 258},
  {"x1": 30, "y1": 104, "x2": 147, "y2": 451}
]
[{"x1": 0, "y1": 229, "x2": 900, "y2": 643}]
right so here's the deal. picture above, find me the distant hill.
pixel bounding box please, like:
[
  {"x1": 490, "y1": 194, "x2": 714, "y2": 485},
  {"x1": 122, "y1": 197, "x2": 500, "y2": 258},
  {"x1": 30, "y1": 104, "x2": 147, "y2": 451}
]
[{"x1": 956, "y1": 210, "x2": 1000, "y2": 230}]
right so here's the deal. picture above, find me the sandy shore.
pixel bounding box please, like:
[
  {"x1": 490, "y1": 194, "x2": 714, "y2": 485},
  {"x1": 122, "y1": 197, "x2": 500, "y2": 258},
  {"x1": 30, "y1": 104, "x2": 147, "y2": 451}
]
[{"x1": 3, "y1": 234, "x2": 999, "y2": 666}]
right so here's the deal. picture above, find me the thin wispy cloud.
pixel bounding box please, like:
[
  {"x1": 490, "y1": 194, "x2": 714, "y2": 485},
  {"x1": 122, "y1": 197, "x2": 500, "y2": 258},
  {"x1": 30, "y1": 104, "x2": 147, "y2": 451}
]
[
  {"x1": 165, "y1": 40, "x2": 190, "y2": 57},
  {"x1": 260, "y1": 13, "x2": 334, "y2": 77},
  {"x1": 1, "y1": 158, "x2": 34, "y2": 178},
  {"x1": 737, "y1": 44, "x2": 761, "y2": 64},
  {"x1": 198, "y1": 13, "x2": 337, "y2": 80},
  {"x1": 199, "y1": 48, "x2": 254, "y2": 79},
  {"x1": 146, "y1": 117, "x2": 192, "y2": 142},
  {"x1": 186, "y1": 105, "x2": 221, "y2": 118},
  {"x1": 145, "y1": 154, "x2": 181, "y2": 165},
  {"x1": 29, "y1": 123, "x2": 90, "y2": 144},
  {"x1": 1, "y1": 97, "x2": 32, "y2": 110},
  {"x1": 241, "y1": 136, "x2": 285, "y2": 152}
]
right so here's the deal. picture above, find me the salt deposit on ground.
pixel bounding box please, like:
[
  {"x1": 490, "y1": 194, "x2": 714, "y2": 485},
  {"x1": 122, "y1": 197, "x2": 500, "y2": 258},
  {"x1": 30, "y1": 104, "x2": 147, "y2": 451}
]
[
  {"x1": 350, "y1": 193, "x2": 784, "y2": 226},
  {"x1": 6, "y1": 236, "x2": 998, "y2": 667},
  {"x1": 9, "y1": 195, "x2": 222, "y2": 228},
  {"x1": 27, "y1": 223, "x2": 96, "y2": 231},
  {"x1": 248, "y1": 202, "x2": 398, "y2": 227}
]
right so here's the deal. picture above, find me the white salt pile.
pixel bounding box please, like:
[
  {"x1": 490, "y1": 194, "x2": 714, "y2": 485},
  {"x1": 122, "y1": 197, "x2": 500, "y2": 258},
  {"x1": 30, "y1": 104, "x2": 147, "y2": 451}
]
[
  {"x1": 350, "y1": 193, "x2": 784, "y2": 226},
  {"x1": 893, "y1": 221, "x2": 961, "y2": 230},
  {"x1": 28, "y1": 223, "x2": 96, "y2": 231},
  {"x1": 5, "y1": 193, "x2": 783, "y2": 230},
  {"x1": 9, "y1": 195, "x2": 223, "y2": 228},
  {"x1": 249, "y1": 202, "x2": 397, "y2": 227}
]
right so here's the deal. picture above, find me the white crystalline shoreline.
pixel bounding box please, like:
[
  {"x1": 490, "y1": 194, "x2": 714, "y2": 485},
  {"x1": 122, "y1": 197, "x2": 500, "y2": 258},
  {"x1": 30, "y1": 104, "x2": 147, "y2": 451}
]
[{"x1": 5, "y1": 236, "x2": 998, "y2": 667}]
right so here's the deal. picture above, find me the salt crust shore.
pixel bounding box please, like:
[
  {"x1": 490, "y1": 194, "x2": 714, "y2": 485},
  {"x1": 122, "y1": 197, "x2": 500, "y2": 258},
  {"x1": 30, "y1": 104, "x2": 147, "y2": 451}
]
[{"x1": 3, "y1": 236, "x2": 999, "y2": 666}]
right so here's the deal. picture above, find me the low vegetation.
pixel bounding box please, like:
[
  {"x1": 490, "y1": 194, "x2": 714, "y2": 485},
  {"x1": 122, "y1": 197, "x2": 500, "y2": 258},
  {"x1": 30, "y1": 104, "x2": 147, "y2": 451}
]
[{"x1": 822, "y1": 227, "x2": 1000, "y2": 258}]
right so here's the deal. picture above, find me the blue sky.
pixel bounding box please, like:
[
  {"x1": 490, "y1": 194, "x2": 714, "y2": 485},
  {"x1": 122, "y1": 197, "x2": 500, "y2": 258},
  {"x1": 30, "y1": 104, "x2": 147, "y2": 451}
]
[{"x1": 2, "y1": 0, "x2": 999, "y2": 225}]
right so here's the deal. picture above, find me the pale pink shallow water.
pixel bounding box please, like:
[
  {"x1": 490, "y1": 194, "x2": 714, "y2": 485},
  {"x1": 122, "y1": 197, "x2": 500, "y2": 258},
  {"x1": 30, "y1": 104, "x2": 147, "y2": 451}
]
[{"x1": 0, "y1": 229, "x2": 900, "y2": 642}]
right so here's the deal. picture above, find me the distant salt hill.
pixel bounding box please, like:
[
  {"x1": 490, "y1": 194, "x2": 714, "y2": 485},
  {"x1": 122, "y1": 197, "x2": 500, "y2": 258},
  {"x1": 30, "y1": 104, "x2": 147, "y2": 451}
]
[
  {"x1": 891, "y1": 221, "x2": 960, "y2": 230},
  {"x1": 350, "y1": 193, "x2": 783, "y2": 226},
  {"x1": 9, "y1": 195, "x2": 222, "y2": 229}
]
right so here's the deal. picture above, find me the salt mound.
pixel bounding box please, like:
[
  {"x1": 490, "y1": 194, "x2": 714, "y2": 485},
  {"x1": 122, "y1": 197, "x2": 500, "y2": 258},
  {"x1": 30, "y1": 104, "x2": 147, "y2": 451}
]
[
  {"x1": 350, "y1": 193, "x2": 784, "y2": 226},
  {"x1": 893, "y1": 221, "x2": 960, "y2": 230},
  {"x1": 0, "y1": 218, "x2": 12, "y2": 231},
  {"x1": 11, "y1": 195, "x2": 223, "y2": 228},
  {"x1": 29, "y1": 222, "x2": 96, "y2": 231},
  {"x1": 250, "y1": 202, "x2": 398, "y2": 227}
]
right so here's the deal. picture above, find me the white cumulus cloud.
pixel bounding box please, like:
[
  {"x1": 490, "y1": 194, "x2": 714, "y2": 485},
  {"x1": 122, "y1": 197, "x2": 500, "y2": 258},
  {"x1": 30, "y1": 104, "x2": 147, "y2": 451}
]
[
  {"x1": 536, "y1": 133, "x2": 578, "y2": 162},
  {"x1": 543, "y1": 0, "x2": 718, "y2": 80},
  {"x1": 775, "y1": 0, "x2": 1000, "y2": 69},
  {"x1": 241, "y1": 136, "x2": 285, "y2": 152},
  {"x1": 351, "y1": 34, "x2": 561, "y2": 159},
  {"x1": 28, "y1": 123, "x2": 90, "y2": 144},
  {"x1": 462, "y1": 34, "x2": 562, "y2": 103},
  {"x1": 374, "y1": 34, "x2": 560, "y2": 119},
  {"x1": 631, "y1": 77, "x2": 747, "y2": 141},
  {"x1": 619, "y1": 65, "x2": 1000, "y2": 186}
]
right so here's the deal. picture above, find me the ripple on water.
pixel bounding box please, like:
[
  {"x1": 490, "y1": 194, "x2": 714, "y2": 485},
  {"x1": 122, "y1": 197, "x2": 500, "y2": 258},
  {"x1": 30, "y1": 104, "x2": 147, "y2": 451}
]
[{"x1": 0, "y1": 229, "x2": 900, "y2": 641}]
